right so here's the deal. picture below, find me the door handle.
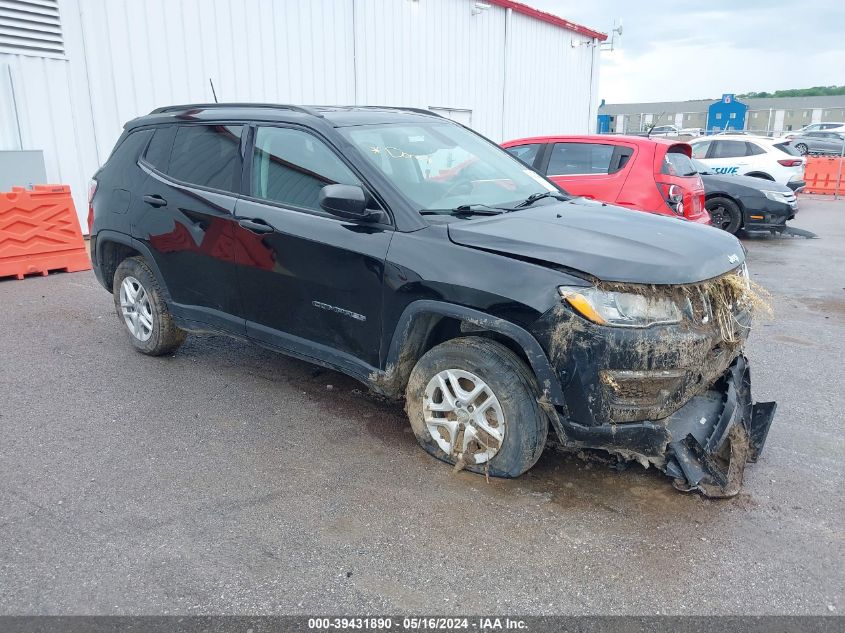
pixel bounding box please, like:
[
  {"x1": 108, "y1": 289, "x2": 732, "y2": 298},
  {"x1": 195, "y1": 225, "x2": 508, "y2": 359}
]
[
  {"x1": 238, "y1": 218, "x2": 274, "y2": 234},
  {"x1": 143, "y1": 194, "x2": 167, "y2": 208}
]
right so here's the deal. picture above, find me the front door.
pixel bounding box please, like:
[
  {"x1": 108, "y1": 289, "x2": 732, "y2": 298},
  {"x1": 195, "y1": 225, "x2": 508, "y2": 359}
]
[
  {"x1": 135, "y1": 123, "x2": 245, "y2": 333},
  {"x1": 233, "y1": 125, "x2": 392, "y2": 369}
]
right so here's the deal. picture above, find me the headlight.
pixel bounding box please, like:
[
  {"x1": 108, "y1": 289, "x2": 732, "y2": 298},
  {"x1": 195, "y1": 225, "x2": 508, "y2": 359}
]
[
  {"x1": 558, "y1": 286, "x2": 682, "y2": 328},
  {"x1": 762, "y1": 190, "x2": 790, "y2": 203}
]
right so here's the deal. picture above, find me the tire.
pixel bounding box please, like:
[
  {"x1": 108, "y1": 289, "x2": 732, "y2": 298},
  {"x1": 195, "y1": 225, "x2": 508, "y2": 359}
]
[
  {"x1": 794, "y1": 143, "x2": 808, "y2": 155},
  {"x1": 112, "y1": 256, "x2": 186, "y2": 356},
  {"x1": 405, "y1": 336, "x2": 548, "y2": 478},
  {"x1": 706, "y1": 196, "x2": 743, "y2": 234}
]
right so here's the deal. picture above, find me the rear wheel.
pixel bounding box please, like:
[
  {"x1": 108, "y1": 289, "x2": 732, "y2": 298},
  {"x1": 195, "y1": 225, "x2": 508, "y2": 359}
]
[
  {"x1": 706, "y1": 196, "x2": 742, "y2": 234},
  {"x1": 405, "y1": 337, "x2": 548, "y2": 478},
  {"x1": 113, "y1": 257, "x2": 186, "y2": 356}
]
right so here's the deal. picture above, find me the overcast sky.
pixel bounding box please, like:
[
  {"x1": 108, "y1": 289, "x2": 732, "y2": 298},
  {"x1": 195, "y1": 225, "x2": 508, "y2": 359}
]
[{"x1": 529, "y1": 0, "x2": 845, "y2": 104}]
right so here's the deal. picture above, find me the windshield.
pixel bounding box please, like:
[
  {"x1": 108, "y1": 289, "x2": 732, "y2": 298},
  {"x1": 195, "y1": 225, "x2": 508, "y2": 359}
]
[{"x1": 340, "y1": 121, "x2": 558, "y2": 213}]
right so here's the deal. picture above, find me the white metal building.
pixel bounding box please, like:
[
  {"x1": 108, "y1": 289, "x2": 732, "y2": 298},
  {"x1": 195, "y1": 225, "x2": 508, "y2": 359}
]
[{"x1": 0, "y1": 0, "x2": 605, "y2": 231}]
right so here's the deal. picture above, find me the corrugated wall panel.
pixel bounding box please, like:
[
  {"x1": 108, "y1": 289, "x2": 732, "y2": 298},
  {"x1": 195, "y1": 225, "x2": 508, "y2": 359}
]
[
  {"x1": 354, "y1": 0, "x2": 508, "y2": 140},
  {"x1": 7, "y1": 0, "x2": 598, "y2": 232},
  {"x1": 502, "y1": 9, "x2": 597, "y2": 140}
]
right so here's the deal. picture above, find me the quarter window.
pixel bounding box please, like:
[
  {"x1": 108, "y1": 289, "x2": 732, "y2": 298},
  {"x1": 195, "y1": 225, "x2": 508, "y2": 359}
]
[
  {"x1": 547, "y1": 143, "x2": 615, "y2": 175},
  {"x1": 144, "y1": 126, "x2": 176, "y2": 171},
  {"x1": 505, "y1": 143, "x2": 542, "y2": 168},
  {"x1": 745, "y1": 142, "x2": 765, "y2": 156},
  {"x1": 691, "y1": 141, "x2": 711, "y2": 158},
  {"x1": 250, "y1": 126, "x2": 360, "y2": 211},
  {"x1": 167, "y1": 124, "x2": 244, "y2": 192}
]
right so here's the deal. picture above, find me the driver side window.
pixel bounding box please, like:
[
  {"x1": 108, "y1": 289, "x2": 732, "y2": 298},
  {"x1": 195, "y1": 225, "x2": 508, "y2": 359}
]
[{"x1": 251, "y1": 127, "x2": 360, "y2": 211}]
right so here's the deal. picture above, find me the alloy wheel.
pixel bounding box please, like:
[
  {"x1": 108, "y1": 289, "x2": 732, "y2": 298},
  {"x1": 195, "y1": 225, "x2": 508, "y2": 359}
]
[
  {"x1": 423, "y1": 369, "x2": 505, "y2": 464},
  {"x1": 119, "y1": 276, "x2": 154, "y2": 341}
]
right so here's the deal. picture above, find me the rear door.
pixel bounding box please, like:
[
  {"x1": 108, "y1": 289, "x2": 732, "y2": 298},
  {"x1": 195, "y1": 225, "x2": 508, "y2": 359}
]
[
  {"x1": 539, "y1": 141, "x2": 634, "y2": 203},
  {"x1": 136, "y1": 123, "x2": 245, "y2": 333},
  {"x1": 233, "y1": 124, "x2": 392, "y2": 368},
  {"x1": 699, "y1": 139, "x2": 752, "y2": 176}
]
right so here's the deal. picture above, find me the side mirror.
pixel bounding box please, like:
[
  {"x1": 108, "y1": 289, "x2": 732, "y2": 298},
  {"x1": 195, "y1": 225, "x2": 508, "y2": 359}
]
[{"x1": 319, "y1": 184, "x2": 383, "y2": 222}]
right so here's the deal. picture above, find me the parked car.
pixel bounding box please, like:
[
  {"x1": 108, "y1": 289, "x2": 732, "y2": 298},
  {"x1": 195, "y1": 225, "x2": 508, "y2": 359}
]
[
  {"x1": 648, "y1": 125, "x2": 680, "y2": 137},
  {"x1": 782, "y1": 122, "x2": 845, "y2": 140},
  {"x1": 689, "y1": 135, "x2": 806, "y2": 190},
  {"x1": 693, "y1": 159, "x2": 797, "y2": 234},
  {"x1": 787, "y1": 131, "x2": 845, "y2": 156},
  {"x1": 89, "y1": 104, "x2": 775, "y2": 497},
  {"x1": 501, "y1": 135, "x2": 710, "y2": 224},
  {"x1": 680, "y1": 127, "x2": 704, "y2": 137}
]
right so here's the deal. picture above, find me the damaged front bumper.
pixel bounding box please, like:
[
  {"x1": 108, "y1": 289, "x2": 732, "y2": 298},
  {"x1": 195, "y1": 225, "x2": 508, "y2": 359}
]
[{"x1": 551, "y1": 356, "x2": 776, "y2": 497}]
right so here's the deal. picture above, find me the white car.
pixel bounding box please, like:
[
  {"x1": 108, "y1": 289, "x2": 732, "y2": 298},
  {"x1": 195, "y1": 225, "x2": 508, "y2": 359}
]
[
  {"x1": 782, "y1": 122, "x2": 845, "y2": 141},
  {"x1": 648, "y1": 125, "x2": 680, "y2": 137},
  {"x1": 689, "y1": 135, "x2": 806, "y2": 190}
]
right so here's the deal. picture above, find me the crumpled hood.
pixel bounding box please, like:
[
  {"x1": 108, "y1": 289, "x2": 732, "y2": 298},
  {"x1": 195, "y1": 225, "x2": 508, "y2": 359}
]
[{"x1": 447, "y1": 199, "x2": 745, "y2": 285}]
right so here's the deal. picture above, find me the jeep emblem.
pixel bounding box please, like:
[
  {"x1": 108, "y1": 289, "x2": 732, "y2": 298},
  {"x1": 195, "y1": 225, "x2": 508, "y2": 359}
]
[{"x1": 728, "y1": 254, "x2": 739, "y2": 264}]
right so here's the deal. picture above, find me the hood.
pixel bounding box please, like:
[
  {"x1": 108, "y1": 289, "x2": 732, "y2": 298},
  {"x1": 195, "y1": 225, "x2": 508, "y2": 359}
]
[
  {"x1": 701, "y1": 172, "x2": 792, "y2": 193},
  {"x1": 447, "y1": 199, "x2": 745, "y2": 285}
]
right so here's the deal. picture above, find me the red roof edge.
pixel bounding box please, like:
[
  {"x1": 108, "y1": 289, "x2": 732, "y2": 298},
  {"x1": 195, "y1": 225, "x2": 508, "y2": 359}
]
[{"x1": 486, "y1": 0, "x2": 608, "y2": 41}]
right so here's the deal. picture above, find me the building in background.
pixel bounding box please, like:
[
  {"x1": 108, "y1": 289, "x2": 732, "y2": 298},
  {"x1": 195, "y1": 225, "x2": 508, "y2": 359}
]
[
  {"x1": 0, "y1": 0, "x2": 605, "y2": 233},
  {"x1": 599, "y1": 94, "x2": 845, "y2": 135}
]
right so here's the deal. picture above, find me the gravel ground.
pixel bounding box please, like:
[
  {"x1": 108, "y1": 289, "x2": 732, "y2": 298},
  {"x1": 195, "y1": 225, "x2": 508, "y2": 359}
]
[{"x1": 0, "y1": 196, "x2": 842, "y2": 615}]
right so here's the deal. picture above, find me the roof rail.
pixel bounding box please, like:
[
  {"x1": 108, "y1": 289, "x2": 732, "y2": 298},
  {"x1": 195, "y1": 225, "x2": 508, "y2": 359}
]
[
  {"x1": 351, "y1": 105, "x2": 443, "y2": 118},
  {"x1": 149, "y1": 103, "x2": 323, "y2": 117}
]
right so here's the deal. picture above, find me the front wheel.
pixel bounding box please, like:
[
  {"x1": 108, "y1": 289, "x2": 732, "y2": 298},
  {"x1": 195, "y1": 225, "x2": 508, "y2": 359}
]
[
  {"x1": 706, "y1": 196, "x2": 743, "y2": 234},
  {"x1": 405, "y1": 337, "x2": 548, "y2": 478},
  {"x1": 113, "y1": 257, "x2": 186, "y2": 356},
  {"x1": 794, "y1": 143, "x2": 808, "y2": 155}
]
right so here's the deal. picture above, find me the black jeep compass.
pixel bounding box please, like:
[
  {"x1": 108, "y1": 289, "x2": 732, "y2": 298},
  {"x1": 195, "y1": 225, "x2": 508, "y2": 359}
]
[{"x1": 89, "y1": 104, "x2": 776, "y2": 497}]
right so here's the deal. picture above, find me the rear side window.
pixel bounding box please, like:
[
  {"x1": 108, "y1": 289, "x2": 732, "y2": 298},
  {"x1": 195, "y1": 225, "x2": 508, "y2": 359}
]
[
  {"x1": 691, "y1": 140, "x2": 710, "y2": 158},
  {"x1": 709, "y1": 140, "x2": 746, "y2": 159},
  {"x1": 144, "y1": 126, "x2": 176, "y2": 171},
  {"x1": 661, "y1": 150, "x2": 697, "y2": 176},
  {"x1": 774, "y1": 142, "x2": 801, "y2": 156},
  {"x1": 167, "y1": 124, "x2": 244, "y2": 192},
  {"x1": 547, "y1": 143, "x2": 615, "y2": 175},
  {"x1": 745, "y1": 142, "x2": 765, "y2": 156},
  {"x1": 505, "y1": 143, "x2": 542, "y2": 167},
  {"x1": 104, "y1": 130, "x2": 153, "y2": 183},
  {"x1": 250, "y1": 126, "x2": 360, "y2": 211}
]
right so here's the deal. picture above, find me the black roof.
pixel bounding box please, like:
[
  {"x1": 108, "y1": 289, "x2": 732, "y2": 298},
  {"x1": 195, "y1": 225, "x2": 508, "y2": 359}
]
[{"x1": 126, "y1": 103, "x2": 444, "y2": 129}]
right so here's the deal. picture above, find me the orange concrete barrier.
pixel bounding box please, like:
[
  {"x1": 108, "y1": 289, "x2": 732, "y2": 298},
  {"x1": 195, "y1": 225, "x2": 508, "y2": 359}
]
[
  {"x1": 803, "y1": 156, "x2": 844, "y2": 195},
  {"x1": 0, "y1": 185, "x2": 91, "y2": 280}
]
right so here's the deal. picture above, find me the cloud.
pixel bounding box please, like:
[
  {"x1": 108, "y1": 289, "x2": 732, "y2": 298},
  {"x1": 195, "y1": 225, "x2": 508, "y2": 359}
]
[
  {"x1": 599, "y1": 43, "x2": 845, "y2": 103},
  {"x1": 528, "y1": 0, "x2": 845, "y2": 102}
]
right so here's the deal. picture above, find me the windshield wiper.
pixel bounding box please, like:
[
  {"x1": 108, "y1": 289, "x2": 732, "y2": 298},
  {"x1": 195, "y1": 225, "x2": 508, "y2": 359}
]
[
  {"x1": 420, "y1": 204, "x2": 504, "y2": 217},
  {"x1": 513, "y1": 191, "x2": 570, "y2": 208}
]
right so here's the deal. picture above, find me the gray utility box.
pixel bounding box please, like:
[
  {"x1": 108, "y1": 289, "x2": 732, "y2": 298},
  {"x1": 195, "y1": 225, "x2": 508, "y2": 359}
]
[{"x1": 0, "y1": 150, "x2": 47, "y2": 192}]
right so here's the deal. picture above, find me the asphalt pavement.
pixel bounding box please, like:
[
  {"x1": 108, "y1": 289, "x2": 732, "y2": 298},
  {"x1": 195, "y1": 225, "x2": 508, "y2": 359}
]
[{"x1": 0, "y1": 196, "x2": 842, "y2": 615}]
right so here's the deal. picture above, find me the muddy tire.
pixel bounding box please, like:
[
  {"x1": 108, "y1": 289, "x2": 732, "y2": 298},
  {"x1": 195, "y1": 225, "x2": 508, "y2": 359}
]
[
  {"x1": 112, "y1": 256, "x2": 186, "y2": 356},
  {"x1": 405, "y1": 336, "x2": 548, "y2": 478},
  {"x1": 706, "y1": 196, "x2": 742, "y2": 234}
]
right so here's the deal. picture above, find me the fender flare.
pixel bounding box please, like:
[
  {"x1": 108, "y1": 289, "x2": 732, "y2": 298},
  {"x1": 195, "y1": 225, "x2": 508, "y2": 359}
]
[
  {"x1": 93, "y1": 231, "x2": 173, "y2": 303},
  {"x1": 381, "y1": 300, "x2": 565, "y2": 405},
  {"x1": 744, "y1": 172, "x2": 774, "y2": 181}
]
